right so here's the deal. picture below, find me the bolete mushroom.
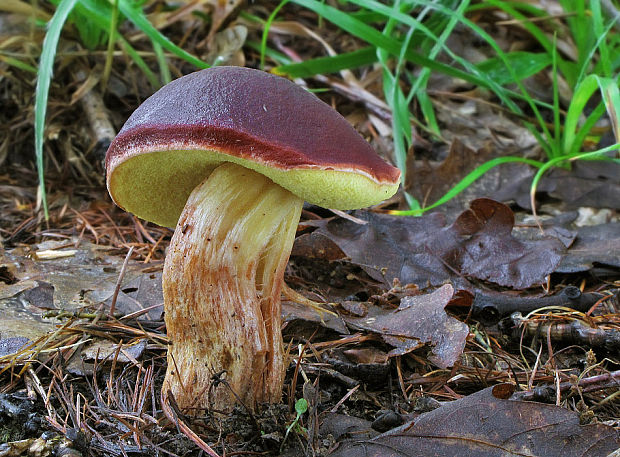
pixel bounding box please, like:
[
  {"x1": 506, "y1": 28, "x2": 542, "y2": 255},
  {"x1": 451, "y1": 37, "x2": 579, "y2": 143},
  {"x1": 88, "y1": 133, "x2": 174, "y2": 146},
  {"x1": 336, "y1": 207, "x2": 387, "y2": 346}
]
[{"x1": 105, "y1": 66, "x2": 400, "y2": 414}]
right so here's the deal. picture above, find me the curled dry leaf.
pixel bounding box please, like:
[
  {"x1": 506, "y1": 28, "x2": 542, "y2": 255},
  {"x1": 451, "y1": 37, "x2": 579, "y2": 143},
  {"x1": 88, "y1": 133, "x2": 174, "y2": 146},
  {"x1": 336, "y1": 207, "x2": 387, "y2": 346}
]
[
  {"x1": 308, "y1": 198, "x2": 566, "y2": 290},
  {"x1": 345, "y1": 284, "x2": 467, "y2": 368},
  {"x1": 445, "y1": 198, "x2": 565, "y2": 288}
]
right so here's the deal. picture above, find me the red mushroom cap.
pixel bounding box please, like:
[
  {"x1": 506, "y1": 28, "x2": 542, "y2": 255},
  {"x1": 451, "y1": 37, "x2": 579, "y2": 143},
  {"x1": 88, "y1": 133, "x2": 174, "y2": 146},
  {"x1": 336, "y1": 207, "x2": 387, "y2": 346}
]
[{"x1": 106, "y1": 66, "x2": 400, "y2": 227}]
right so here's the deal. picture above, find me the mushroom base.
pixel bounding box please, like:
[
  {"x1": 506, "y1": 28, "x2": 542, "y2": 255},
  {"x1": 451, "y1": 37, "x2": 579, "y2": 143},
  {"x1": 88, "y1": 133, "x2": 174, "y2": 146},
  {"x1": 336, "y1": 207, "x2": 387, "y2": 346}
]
[{"x1": 162, "y1": 162, "x2": 303, "y2": 413}]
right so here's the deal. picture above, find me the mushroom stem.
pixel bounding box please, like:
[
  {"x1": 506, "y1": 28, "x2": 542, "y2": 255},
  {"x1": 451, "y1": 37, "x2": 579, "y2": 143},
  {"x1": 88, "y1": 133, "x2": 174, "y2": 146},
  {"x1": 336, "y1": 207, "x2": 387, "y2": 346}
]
[{"x1": 162, "y1": 162, "x2": 303, "y2": 413}]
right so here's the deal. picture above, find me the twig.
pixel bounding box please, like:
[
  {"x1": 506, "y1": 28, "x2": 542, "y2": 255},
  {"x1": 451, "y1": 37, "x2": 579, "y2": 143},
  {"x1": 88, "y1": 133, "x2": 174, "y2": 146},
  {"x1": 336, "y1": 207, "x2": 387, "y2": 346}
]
[
  {"x1": 26, "y1": 367, "x2": 58, "y2": 420},
  {"x1": 473, "y1": 286, "x2": 609, "y2": 323},
  {"x1": 328, "y1": 209, "x2": 368, "y2": 225},
  {"x1": 75, "y1": 69, "x2": 116, "y2": 166},
  {"x1": 109, "y1": 246, "x2": 135, "y2": 317},
  {"x1": 505, "y1": 316, "x2": 620, "y2": 351},
  {"x1": 512, "y1": 370, "x2": 620, "y2": 402},
  {"x1": 329, "y1": 384, "x2": 360, "y2": 413},
  {"x1": 161, "y1": 390, "x2": 221, "y2": 457}
]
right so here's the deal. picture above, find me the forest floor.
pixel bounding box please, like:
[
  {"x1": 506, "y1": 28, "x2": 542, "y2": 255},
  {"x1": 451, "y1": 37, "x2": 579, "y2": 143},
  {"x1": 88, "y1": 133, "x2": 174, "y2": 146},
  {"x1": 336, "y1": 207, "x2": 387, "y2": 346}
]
[{"x1": 0, "y1": 1, "x2": 619, "y2": 456}]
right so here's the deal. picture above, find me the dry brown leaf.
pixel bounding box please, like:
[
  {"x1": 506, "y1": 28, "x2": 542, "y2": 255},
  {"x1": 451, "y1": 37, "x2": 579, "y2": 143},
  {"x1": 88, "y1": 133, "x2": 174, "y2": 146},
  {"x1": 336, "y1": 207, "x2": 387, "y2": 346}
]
[
  {"x1": 329, "y1": 384, "x2": 620, "y2": 457},
  {"x1": 309, "y1": 199, "x2": 567, "y2": 290},
  {"x1": 345, "y1": 284, "x2": 467, "y2": 368},
  {"x1": 206, "y1": 0, "x2": 244, "y2": 44}
]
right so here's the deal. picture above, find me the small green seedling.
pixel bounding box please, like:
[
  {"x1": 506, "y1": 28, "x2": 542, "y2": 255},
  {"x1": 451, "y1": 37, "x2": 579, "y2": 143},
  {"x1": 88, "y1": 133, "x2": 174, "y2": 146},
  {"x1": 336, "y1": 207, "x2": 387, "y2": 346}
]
[{"x1": 281, "y1": 397, "x2": 309, "y2": 451}]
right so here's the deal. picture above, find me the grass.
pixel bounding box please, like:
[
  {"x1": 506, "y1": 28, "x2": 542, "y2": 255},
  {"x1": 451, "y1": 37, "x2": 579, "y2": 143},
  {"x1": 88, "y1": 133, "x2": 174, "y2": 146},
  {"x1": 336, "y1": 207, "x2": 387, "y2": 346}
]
[
  {"x1": 19, "y1": 0, "x2": 620, "y2": 217},
  {"x1": 31, "y1": 0, "x2": 209, "y2": 219},
  {"x1": 34, "y1": 0, "x2": 79, "y2": 219},
  {"x1": 264, "y1": 0, "x2": 620, "y2": 215}
]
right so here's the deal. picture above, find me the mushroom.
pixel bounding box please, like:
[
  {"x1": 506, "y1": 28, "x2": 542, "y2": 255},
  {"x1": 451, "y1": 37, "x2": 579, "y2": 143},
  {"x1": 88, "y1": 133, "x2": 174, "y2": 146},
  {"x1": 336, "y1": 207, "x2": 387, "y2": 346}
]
[{"x1": 105, "y1": 66, "x2": 400, "y2": 413}]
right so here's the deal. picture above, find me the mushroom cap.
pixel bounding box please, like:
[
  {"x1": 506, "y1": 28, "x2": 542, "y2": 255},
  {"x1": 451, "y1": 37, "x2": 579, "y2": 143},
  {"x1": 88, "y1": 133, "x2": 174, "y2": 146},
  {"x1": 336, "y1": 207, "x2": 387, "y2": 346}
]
[{"x1": 106, "y1": 66, "x2": 401, "y2": 227}]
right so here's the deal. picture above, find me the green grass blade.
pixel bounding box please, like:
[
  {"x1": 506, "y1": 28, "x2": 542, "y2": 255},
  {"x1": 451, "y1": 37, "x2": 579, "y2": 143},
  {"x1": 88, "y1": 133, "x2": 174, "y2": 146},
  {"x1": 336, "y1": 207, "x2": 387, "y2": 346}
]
[
  {"x1": 590, "y1": 0, "x2": 611, "y2": 78},
  {"x1": 574, "y1": 11, "x2": 618, "y2": 87},
  {"x1": 480, "y1": 0, "x2": 573, "y2": 86},
  {"x1": 34, "y1": 0, "x2": 79, "y2": 219},
  {"x1": 76, "y1": 0, "x2": 159, "y2": 87},
  {"x1": 117, "y1": 0, "x2": 208, "y2": 69},
  {"x1": 416, "y1": 86, "x2": 440, "y2": 135},
  {"x1": 101, "y1": 0, "x2": 120, "y2": 90},
  {"x1": 260, "y1": 0, "x2": 289, "y2": 70},
  {"x1": 564, "y1": 74, "x2": 603, "y2": 155},
  {"x1": 376, "y1": 0, "x2": 426, "y2": 184},
  {"x1": 476, "y1": 51, "x2": 551, "y2": 86},
  {"x1": 390, "y1": 156, "x2": 544, "y2": 216},
  {"x1": 344, "y1": 0, "x2": 525, "y2": 112},
  {"x1": 530, "y1": 144, "x2": 620, "y2": 216},
  {"x1": 351, "y1": 0, "x2": 559, "y2": 150},
  {"x1": 570, "y1": 102, "x2": 606, "y2": 154},
  {"x1": 405, "y1": 0, "x2": 468, "y2": 138},
  {"x1": 153, "y1": 41, "x2": 171, "y2": 85},
  {"x1": 288, "y1": 0, "x2": 538, "y2": 136},
  {"x1": 551, "y1": 35, "x2": 561, "y2": 159},
  {"x1": 560, "y1": 0, "x2": 590, "y2": 71},
  {"x1": 245, "y1": 39, "x2": 292, "y2": 66},
  {"x1": 73, "y1": 10, "x2": 106, "y2": 49},
  {"x1": 290, "y1": 0, "x2": 500, "y2": 93},
  {"x1": 273, "y1": 47, "x2": 377, "y2": 78},
  {"x1": 118, "y1": 39, "x2": 160, "y2": 89},
  {"x1": 0, "y1": 54, "x2": 37, "y2": 73}
]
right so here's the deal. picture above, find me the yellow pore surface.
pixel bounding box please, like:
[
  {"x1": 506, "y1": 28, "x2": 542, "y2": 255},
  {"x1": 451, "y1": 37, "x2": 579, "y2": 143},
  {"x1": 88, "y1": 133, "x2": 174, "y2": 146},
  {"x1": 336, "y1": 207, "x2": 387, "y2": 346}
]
[{"x1": 108, "y1": 149, "x2": 400, "y2": 228}]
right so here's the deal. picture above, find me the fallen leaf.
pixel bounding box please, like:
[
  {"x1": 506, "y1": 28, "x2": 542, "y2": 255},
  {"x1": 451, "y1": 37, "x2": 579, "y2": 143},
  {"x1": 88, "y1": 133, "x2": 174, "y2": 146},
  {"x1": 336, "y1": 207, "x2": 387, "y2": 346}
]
[
  {"x1": 317, "y1": 210, "x2": 449, "y2": 287},
  {"x1": 21, "y1": 281, "x2": 54, "y2": 308},
  {"x1": 0, "y1": 244, "x2": 159, "y2": 349},
  {"x1": 204, "y1": 24, "x2": 247, "y2": 66},
  {"x1": 433, "y1": 99, "x2": 539, "y2": 152},
  {"x1": 329, "y1": 384, "x2": 620, "y2": 457},
  {"x1": 0, "y1": 293, "x2": 58, "y2": 343},
  {"x1": 105, "y1": 270, "x2": 164, "y2": 320},
  {"x1": 65, "y1": 339, "x2": 149, "y2": 376},
  {"x1": 314, "y1": 199, "x2": 566, "y2": 290},
  {"x1": 81, "y1": 339, "x2": 148, "y2": 363},
  {"x1": 320, "y1": 413, "x2": 377, "y2": 442},
  {"x1": 557, "y1": 222, "x2": 620, "y2": 273},
  {"x1": 0, "y1": 279, "x2": 37, "y2": 300},
  {"x1": 494, "y1": 160, "x2": 620, "y2": 211},
  {"x1": 282, "y1": 299, "x2": 348, "y2": 335},
  {"x1": 2, "y1": 242, "x2": 145, "y2": 312},
  {"x1": 345, "y1": 285, "x2": 467, "y2": 368},
  {"x1": 206, "y1": 0, "x2": 244, "y2": 44},
  {"x1": 444, "y1": 198, "x2": 565, "y2": 289}
]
